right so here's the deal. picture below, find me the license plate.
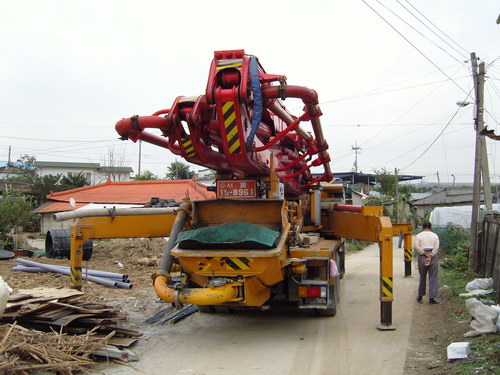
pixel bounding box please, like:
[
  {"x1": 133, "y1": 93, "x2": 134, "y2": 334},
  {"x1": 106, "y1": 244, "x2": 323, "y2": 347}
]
[{"x1": 217, "y1": 180, "x2": 257, "y2": 198}]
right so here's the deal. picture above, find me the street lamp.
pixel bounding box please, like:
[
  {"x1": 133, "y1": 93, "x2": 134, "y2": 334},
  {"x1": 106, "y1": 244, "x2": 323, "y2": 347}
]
[{"x1": 456, "y1": 101, "x2": 473, "y2": 107}]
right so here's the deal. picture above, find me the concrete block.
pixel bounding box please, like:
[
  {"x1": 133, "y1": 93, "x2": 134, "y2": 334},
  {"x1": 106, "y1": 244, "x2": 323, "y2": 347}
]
[{"x1": 447, "y1": 342, "x2": 471, "y2": 360}]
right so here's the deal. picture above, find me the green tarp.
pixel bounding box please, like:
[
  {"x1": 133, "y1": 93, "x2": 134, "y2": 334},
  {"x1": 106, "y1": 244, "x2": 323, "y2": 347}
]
[{"x1": 176, "y1": 222, "x2": 280, "y2": 250}]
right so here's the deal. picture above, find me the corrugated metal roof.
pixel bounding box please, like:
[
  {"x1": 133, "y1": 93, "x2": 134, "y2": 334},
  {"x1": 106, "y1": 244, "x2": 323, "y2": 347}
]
[{"x1": 45, "y1": 179, "x2": 215, "y2": 204}]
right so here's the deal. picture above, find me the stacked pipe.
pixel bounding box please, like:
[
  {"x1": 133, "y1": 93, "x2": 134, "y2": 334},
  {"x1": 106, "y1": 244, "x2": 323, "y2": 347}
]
[{"x1": 13, "y1": 259, "x2": 132, "y2": 289}]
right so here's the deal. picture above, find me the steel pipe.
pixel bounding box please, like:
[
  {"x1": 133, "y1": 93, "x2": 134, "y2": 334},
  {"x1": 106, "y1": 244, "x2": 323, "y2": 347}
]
[
  {"x1": 158, "y1": 200, "x2": 191, "y2": 274},
  {"x1": 54, "y1": 207, "x2": 178, "y2": 222}
]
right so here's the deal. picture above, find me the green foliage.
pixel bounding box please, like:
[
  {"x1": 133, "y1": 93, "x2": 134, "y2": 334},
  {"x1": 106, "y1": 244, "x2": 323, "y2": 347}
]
[
  {"x1": 441, "y1": 266, "x2": 499, "y2": 374},
  {"x1": 345, "y1": 238, "x2": 372, "y2": 252},
  {"x1": 133, "y1": 170, "x2": 159, "y2": 181},
  {"x1": 432, "y1": 223, "x2": 470, "y2": 255},
  {"x1": 9, "y1": 154, "x2": 37, "y2": 183},
  {"x1": 165, "y1": 160, "x2": 194, "y2": 180},
  {"x1": 373, "y1": 168, "x2": 397, "y2": 196},
  {"x1": 31, "y1": 174, "x2": 63, "y2": 204},
  {"x1": 0, "y1": 192, "x2": 38, "y2": 249},
  {"x1": 60, "y1": 172, "x2": 87, "y2": 190}
]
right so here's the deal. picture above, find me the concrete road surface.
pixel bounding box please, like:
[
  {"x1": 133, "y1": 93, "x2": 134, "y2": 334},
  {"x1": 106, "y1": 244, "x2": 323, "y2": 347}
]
[{"x1": 104, "y1": 239, "x2": 417, "y2": 375}]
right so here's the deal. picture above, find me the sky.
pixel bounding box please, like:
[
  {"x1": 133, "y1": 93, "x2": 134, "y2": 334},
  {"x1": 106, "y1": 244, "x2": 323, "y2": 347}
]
[{"x1": 1, "y1": 0, "x2": 499, "y2": 185}]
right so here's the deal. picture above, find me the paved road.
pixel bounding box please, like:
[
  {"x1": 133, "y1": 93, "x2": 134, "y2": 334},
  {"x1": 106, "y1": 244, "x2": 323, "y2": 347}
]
[{"x1": 104, "y1": 239, "x2": 418, "y2": 375}]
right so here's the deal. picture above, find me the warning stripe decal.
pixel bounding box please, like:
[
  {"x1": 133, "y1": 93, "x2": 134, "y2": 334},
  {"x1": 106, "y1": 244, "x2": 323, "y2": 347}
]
[
  {"x1": 202, "y1": 256, "x2": 253, "y2": 271},
  {"x1": 216, "y1": 59, "x2": 243, "y2": 71},
  {"x1": 182, "y1": 137, "x2": 196, "y2": 158},
  {"x1": 382, "y1": 277, "x2": 393, "y2": 297},
  {"x1": 70, "y1": 267, "x2": 82, "y2": 284},
  {"x1": 222, "y1": 101, "x2": 241, "y2": 154},
  {"x1": 404, "y1": 249, "x2": 412, "y2": 261}
]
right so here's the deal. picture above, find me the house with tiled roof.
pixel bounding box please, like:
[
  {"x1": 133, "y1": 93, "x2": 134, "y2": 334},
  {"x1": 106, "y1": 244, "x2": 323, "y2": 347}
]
[
  {"x1": 34, "y1": 179, "x2": 215, "y2": 233},
  {"x1": 35, "y1": 161, "x2": 134, "y2": 185}
]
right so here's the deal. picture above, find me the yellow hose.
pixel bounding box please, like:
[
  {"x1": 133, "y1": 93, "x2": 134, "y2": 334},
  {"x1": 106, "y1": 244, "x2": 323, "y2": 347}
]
[{"x1": 153, "y1": 275, "x2": 240, "y2": 305}]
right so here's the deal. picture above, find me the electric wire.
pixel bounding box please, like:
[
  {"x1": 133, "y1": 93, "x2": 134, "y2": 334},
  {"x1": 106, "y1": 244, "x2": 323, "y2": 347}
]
[
  {"x1": 360, "y1": 64, "x2": 465, "y2": 147},
  {"x1": 376, "y1": 0, "x2": 465, "y2": 64},
  {"x1": 320, "y1": 75, "x2": 468, "y2": 104},
  {"x1": 396, "y1": 0, "x2": 469, "y2": 60},
  {"x1": 400, "y1": 88, "x2": 474, "y2": 170},
  {"x1": 361, "y1": 0, "x2": 468, "y2": 96},
  {"x1": 403, "y1": 0, "x2": 470, "y2": 56}
]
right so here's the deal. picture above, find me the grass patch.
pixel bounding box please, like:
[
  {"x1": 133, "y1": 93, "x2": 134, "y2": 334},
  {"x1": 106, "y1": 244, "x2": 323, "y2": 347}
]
[
  {"x1": 345, "y1": 238, "x2": 371, "y2": 252},
  {"x1": 455, "y1": 335, "x2": 500, "y2": 375}
]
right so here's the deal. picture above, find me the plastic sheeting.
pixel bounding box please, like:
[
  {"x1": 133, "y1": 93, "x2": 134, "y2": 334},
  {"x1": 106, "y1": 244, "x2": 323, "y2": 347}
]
[
  {"x1": 429, "y1": 204, "x2": 500, "y2": 228},
  {"x1": 176, "y1": 222, "x2": 279, "y2": 250}
]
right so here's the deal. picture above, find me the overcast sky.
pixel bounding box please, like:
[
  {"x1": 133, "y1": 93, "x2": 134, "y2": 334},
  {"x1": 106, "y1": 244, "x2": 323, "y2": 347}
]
[{"x1": 1, "y1": 0, "x2": 499, "y2": 185}]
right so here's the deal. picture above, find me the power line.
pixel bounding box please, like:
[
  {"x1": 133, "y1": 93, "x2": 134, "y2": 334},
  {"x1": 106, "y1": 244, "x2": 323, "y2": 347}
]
[
  {"x1": 362, "y1": 0, "x2": 468, "y2": 96},
  {"x1": 403, "y1": 0, "x2": 470, "y2": 56},
  {"x1": 376, "y1": 0, "x2": 465, "y2": 63},
  {"x1": 1, "y1": 135, "x2": 114, "y2": 143},
  {"x1": 396, "y1": 0, "x2": 469, "y2": 60},
  {"x1": 401, "y1": 89, "x2": 474, "y2": 170},
  {"x1": 360, "y1": 65, "x2": 465, "y2": 147},
  {"x1": 320, "y1": 75, "x2": 468, "y2": 104}
]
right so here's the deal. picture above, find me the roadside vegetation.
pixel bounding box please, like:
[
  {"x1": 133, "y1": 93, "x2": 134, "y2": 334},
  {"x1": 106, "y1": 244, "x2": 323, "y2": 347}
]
[{"x1": 436, "y1": 224, "x2": 499, "y2": 375}]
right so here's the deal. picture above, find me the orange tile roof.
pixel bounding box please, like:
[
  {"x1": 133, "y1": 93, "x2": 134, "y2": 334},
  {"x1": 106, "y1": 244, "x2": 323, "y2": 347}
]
[
  {"x1": 34, "y1": 201, "x2": 88, "y2": 213},
  {"x1": 46, "y1": 179, "x2": 215, "y2": 204}
]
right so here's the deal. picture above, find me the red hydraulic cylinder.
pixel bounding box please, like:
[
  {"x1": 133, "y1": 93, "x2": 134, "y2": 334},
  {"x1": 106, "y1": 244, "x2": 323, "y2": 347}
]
[{"x1": 335, "y1": 204, "x2": 363, "y2": 213}]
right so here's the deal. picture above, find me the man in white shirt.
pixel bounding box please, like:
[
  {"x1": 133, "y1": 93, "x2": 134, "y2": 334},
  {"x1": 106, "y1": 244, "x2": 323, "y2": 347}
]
[{"x1": 414, "y1": 221, "x2": 440, "y2": 304}]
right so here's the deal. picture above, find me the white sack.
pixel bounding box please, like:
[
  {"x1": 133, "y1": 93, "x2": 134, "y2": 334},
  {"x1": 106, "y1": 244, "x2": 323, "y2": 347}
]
[
  {"x1": 0, "y1": 275, "x2": 13, "y2": 315},
  {"x1": 465, "y1": 278, "x2": 494, "y2": 292},
  {"x1": 459, "y1": 289, "x2": 494, "y2": 298},
  {"x1": 464, "y1": 298, "x2": 499, "y2": 337}
]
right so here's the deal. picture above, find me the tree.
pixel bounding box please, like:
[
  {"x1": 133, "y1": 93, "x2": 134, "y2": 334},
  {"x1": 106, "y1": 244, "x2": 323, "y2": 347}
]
[
  {"x1": 165, "y1": 160, "x2": 194, "y2": 180},
  {"x1": 101, "y1": 145, "x2": 128, "y2": 181},
  {"x1": 373, "y1": 168, "x2": 398, "y2": 197},
  {"x1": 133, "y1": 170, "x2": 159, "y2": 181},
  {"x1": 31, "y1": 174, "x2": 63, "y2": 204},
  {"x1": 9, "y1": 154, "x2": 37, "y2": 183},
  {"x1": 60, "y1": 172, "x2": 87, "y2": 190},
  {"x1": 0, "y1": 192, "x2": 38, "y2": 249}
]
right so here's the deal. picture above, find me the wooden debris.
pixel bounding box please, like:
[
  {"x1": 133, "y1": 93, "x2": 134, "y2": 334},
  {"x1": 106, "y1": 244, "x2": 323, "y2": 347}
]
[
  {"x1": 0, "y1": 322, "x2": 112, "y2": 375},
  {"x1": 0, "y1": 287, "x2": 142, "y2": 373}
]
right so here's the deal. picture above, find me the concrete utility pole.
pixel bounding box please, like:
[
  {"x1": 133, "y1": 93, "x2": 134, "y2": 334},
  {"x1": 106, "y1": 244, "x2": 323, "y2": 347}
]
[
  {"x1": 6, "y1": 145, "x2": 11, "y2": 180},
  {"x1": 352, "y1": 141, "x2": 361, "y2": 173},
  {"x1": 138, "y1": 140, "x2": 142, "y2": 176},
  {"x1": 394, "y1": 168, "x2": 399, "y2": 223},
  {"x1": 469, "y1": 53, "x2": 493, "y2": 272}
]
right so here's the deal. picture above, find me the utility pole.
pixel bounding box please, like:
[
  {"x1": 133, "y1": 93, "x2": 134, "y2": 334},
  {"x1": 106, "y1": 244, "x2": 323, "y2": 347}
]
[
  {"x1": 469, "y1": 53, "x2": 492, "y2": 272},
  {"x1": 138, "y1": 140, "x2": 142, "y2": 176},
  {"x1": 394, "y1": 168, "x2": 399, "y2": 223},
  {"x1": 6, "y1": 145, "x2": 11, "y2": 180},
  {"x1": 352, "y1": 140, "x2": 361, "y2": 173},
  {"x1": 436, "y1": 171, "x2": 440, "y2": 188}
]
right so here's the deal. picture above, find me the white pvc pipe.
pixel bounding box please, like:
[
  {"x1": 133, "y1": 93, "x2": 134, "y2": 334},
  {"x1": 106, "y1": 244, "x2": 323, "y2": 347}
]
[{"x1": 54, "y1": 207, "x2": 178, "y2": 222}]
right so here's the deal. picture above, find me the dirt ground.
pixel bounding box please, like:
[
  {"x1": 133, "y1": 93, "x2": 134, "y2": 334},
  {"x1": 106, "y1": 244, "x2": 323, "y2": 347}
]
[{"x1": 0, "y1": 237, "x2": 471, "y2": 374}]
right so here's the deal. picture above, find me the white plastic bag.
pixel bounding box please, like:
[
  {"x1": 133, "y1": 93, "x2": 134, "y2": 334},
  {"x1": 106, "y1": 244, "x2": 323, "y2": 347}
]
[
  {"x1": 465, "y1": 278, "x2": 494, "y2": 292},
  {"x1": 0, "y1": 275, "x2": 13, "y2": 315}
]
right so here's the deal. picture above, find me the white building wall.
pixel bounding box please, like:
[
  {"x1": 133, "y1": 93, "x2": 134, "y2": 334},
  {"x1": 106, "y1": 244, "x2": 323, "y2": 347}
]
[{"x1": 37, "y1": 167, "x2": 97, "y2": 185}]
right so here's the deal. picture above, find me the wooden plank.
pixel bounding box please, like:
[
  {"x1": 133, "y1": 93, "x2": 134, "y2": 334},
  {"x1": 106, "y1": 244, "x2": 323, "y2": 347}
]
[
  {"x1": 16, "y1": 287, "x2": 84, "y2": 299},
  {"x1": 48, "y1": 301, "x2": 115, "y2": 315}
]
